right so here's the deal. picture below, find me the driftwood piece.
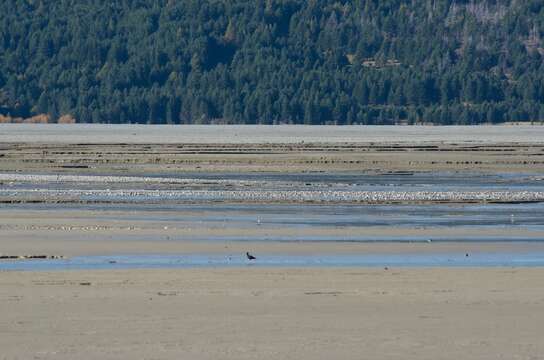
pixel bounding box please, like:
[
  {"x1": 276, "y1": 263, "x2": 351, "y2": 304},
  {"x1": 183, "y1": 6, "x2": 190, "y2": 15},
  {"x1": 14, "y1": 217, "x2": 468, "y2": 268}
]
[{"x1": 0, "y1": 255, "x2": 65, "y2": 260}]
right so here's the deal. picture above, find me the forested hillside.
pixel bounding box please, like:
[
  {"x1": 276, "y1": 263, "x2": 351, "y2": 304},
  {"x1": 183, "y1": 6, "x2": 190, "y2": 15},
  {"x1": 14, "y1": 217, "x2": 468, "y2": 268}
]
[{"x1": 1, "y1": 0, "x2": 544, "y2": 124}]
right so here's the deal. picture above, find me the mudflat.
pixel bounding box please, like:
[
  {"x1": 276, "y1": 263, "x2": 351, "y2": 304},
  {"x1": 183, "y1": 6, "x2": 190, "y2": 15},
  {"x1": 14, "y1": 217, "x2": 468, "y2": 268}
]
[{"x1": 1, "y1": 268, "x2": 543, "y2": 360}]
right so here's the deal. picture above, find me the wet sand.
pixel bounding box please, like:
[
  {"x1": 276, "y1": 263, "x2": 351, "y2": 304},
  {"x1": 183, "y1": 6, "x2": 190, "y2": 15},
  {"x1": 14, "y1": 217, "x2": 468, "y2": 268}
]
[
  {"x1": 1, "y1": 204, "x2": 543, "y2": 257},
  {"x1": 4, "y1": 229, "x2": 544, "y2": 258},
  {"x1": 1, "y1": 268, "x2": 544, "y2": 360}
]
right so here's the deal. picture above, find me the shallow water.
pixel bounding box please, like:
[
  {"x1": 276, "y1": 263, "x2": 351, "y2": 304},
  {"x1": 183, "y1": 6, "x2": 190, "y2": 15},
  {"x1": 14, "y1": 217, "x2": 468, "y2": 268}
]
[
  {"x1": 2, "y1": 171, "x2": 544, "y2": 267},
  {"x1": 3, "y1": 252, "x2": 544, "y2": 271}
]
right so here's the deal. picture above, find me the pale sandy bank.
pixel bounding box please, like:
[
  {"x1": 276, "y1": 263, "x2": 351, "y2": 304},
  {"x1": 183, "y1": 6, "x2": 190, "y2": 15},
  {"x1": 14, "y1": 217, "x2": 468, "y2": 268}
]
[
  {"x1": 2, "y1": 124, "x2": 544, "y2": 144},
  {"x1": 1, "y1": 268, "x2": 543, "y2": 360}
]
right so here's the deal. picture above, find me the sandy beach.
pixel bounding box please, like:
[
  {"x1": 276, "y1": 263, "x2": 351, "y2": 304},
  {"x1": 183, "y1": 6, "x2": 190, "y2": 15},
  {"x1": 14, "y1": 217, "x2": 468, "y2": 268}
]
[{"x1": 1, "y1": 268, "x2": 544, "y2": 360}]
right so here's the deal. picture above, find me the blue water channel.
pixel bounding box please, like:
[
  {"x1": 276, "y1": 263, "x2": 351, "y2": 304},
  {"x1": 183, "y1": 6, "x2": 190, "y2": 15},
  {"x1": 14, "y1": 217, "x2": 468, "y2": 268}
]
[{"x1": 3, "y1": 251, "x2": 544, "y2": 271}]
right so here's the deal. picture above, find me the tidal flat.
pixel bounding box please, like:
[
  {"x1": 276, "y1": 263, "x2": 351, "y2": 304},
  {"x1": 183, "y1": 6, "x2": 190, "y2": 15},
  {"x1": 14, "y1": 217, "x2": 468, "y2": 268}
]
[
  {"x1": 1, "y1": 125, "x2": 544, "y2": 261},
  {"x1": 1, "y1": 124, "x2": 544, "y2": 359}
]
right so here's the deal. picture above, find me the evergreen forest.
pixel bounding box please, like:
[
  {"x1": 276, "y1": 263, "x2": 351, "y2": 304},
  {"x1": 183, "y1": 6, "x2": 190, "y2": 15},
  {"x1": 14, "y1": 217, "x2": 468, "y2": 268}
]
[{"x1": 1, "y1": 0, "x2": 544, "y2": 124}]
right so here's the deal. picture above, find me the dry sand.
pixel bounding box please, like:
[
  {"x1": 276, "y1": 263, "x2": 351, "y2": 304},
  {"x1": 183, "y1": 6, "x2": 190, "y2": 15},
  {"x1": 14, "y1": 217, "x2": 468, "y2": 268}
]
[
  {"x1": 2, "y1": 124, "x2": 544, "y2": 144},
  {"x1": 1, "y1": 268, "x2": 543, "y2": 360}
]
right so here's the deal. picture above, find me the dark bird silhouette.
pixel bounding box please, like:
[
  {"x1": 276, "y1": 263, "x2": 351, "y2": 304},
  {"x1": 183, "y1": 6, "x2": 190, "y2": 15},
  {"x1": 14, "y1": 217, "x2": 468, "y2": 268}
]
[
  {"x1": 465, "y1": 253, "x2": 469, "y2": 257},
  {"x1": 246, "y1": 252, "x2": 256, "y2": 260}
]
